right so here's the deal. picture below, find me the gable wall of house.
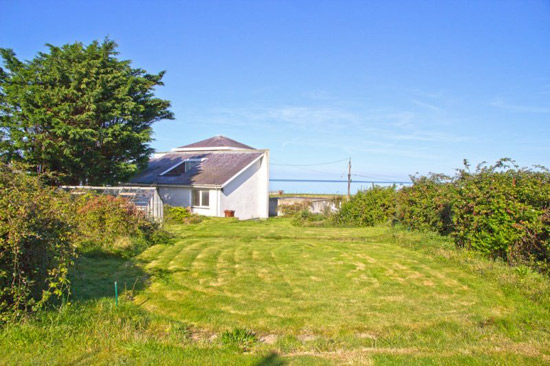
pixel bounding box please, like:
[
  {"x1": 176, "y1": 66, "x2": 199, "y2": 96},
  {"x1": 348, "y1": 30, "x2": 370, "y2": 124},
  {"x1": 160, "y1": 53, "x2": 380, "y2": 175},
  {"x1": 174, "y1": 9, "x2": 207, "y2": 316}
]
[{"x1": 221, "y1": 153, "x2": 269, "y2": 219}]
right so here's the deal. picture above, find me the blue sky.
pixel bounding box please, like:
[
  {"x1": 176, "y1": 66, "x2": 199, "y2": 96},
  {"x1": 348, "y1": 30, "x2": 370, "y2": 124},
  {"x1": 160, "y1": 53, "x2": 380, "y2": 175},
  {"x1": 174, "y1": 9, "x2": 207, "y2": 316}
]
[{"x1": 2, "y1": 0, "x2": 549, "y2": 193}]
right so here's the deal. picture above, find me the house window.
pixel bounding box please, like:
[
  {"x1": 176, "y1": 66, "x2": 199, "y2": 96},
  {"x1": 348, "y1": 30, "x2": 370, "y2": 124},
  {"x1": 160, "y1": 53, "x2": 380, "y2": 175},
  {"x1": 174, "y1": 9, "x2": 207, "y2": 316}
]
[
  {"x1": 160, "y1": 159, "x2": 204, "y2": 177},
  {"x1": 184, "y1": 160, "x2": 199, "y2": 172},
  {"x1": 192, "y1": 189, "x2": 210, "y2": 207},
  {"x1": 162, "y1": 162, "x2": 186, "y2": 176}
]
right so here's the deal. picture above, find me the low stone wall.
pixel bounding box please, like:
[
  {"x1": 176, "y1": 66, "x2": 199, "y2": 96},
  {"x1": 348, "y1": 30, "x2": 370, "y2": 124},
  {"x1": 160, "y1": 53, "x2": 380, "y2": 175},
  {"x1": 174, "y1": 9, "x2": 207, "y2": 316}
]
[{"x1": 269, "y1": 197, "x2": 340, "y2": 217}]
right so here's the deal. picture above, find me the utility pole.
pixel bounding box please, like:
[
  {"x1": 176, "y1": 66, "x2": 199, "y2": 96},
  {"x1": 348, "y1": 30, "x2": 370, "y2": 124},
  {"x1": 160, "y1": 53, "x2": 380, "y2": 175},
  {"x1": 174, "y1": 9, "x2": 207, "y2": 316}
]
[{"x1": 347, "y1": 158, "x2": 352, "y2": 199}]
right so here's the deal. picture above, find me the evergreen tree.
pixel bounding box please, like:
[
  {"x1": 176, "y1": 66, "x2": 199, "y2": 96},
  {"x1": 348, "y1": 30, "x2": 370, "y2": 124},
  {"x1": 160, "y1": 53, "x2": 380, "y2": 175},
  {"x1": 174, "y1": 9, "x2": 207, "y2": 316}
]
[{"x1": 0, "y1": 39, "x2": 174, "y2": 185}]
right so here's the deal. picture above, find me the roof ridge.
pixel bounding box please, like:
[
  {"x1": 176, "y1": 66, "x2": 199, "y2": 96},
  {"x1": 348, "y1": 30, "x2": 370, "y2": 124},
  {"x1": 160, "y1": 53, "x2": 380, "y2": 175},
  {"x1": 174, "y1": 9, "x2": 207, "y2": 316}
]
[{"x1": 174, "y1": 136, "x2": 255, "y2": 150}]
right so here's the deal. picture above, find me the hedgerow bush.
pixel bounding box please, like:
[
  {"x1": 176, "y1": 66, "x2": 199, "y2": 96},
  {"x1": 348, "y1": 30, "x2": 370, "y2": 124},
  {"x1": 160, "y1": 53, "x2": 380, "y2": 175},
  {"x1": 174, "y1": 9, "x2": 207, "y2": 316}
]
[
  {"x1": 0, "y1": 164, "x2": 76, "y2": 322},
  {"x1": 164, "y1": 205, "x2": 203, "y2": 224},
  {"x1": 334, "y1": 186, "x2": 397, "y2": 226},
  {"x1": 395, "y1": 174, "x2": 457, "y2": 234},
  {"x1": 0, "y1": 164, "x2": 170, "y2": 321},
  {"x1": 330, "y1": 159, "x2": 550, "y2": 271},
  {"x1": 75, "y1": 194, "x2": 167, "y2": 257},
  {"x1": 452, "y1": 159, "x2": 550, "y2": 267}
]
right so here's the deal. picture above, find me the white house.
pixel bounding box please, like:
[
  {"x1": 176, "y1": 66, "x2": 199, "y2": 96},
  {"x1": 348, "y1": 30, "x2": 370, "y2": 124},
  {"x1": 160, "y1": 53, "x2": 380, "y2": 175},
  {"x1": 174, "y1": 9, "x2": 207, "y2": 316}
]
[{"x1": 129, "y1": 136, "x2": 269, "y2": 219}]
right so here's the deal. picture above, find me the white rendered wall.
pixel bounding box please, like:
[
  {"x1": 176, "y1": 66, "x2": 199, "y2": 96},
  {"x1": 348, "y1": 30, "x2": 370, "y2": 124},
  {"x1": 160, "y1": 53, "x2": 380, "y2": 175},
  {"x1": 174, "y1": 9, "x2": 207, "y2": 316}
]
[
  {"x1": 158, "y1": 187, "x2": 219, "y2": 217},
  {"x1": 221, "y1": 153, "x2": 269, "y2": 219},
  {"x1": 190, "y1": 189, "x2": 219, "y2": 217}
]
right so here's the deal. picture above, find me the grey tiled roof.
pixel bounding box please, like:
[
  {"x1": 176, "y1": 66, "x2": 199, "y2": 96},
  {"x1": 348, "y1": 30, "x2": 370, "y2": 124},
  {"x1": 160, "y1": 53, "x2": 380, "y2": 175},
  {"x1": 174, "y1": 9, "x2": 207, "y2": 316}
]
[
  {"x1": 177, "y1": 136, "x2": 255, "y2": 150},
  {"x1": 129, "y1": 151, "x2": 263, "y2": 186}
]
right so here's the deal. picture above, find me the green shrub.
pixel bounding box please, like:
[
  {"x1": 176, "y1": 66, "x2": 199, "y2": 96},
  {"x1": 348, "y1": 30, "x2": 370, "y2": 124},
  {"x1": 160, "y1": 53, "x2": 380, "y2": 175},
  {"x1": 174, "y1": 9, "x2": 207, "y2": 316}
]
[
  {"x1": 452, "y1": 159, "x2": 550, "y2": 265},
  {"x1": 0, "y1": 164, "x2": 76, "y2": 321},
  {"x1": 395, "y1": 174, "x2": 457, "y2": 234},
  {"x1": 329, "y1": 159, "x2": 550, "y2": 271},
  {"x1": 0, "y1": 165, "x2": 170, "y2": 321},
  {"x1": 279, "y1": 201, "x2": 311, "y2": 216},
  {"x1": 75, "y1": 194, "x2": 165, "y2": 258},
  {"x1": 277, "y1": 200, "x2": 333, "y2": 227},
  {"x1": 292, "y1": 209, "x2": 330, "y2": 227},
  {"x1": 334, "y1": 186, "x2": 397, "y2": 226},
  {"x1": 164, "y1": 205, "x2": 203, "y2": 224},
  {"x1": 392, "y1": 159, "x2": 550, "y2": 269}
]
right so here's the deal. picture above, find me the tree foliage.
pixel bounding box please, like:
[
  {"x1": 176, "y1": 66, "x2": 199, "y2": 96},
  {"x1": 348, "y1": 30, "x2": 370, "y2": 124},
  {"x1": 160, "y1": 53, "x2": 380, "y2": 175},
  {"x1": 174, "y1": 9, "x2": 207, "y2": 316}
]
[{"x1": 0, "y1": 39, "x2": 174, "y2": 185}]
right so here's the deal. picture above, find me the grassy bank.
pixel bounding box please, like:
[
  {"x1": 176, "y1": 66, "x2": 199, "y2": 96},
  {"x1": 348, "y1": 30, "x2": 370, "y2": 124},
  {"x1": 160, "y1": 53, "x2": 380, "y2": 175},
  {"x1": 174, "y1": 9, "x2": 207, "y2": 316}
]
[{"x1": 1, "y1": 218, "x2": 549, "y2": 365}]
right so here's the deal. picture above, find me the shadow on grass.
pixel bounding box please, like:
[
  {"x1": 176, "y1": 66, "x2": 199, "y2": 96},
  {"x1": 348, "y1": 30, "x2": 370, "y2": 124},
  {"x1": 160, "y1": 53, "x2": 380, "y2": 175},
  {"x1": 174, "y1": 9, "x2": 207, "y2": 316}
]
[
  {"x1": 254, "y1": 352, "x2": 287, "y2": 366},
  {"x1": 69, "y1": 249, "x2": 149, "y2": 301}
]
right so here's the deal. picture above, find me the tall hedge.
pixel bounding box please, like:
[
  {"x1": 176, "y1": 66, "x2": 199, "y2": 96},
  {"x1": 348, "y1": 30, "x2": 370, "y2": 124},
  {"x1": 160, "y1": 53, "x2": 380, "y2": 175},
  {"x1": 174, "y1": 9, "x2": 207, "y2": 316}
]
[
  {"x1": 333, "y1": 159, "x2": 550, "y2": 270},
  {"x1": 396, "y1": 174, "x2": 456, "y2": 235},
  {"x1": 452, "y1": 160, "x2": 550, "y2": 265},
  {"x1": 334, "y1": 186, "x2": 397, "y2": 226},
  {"x1": 0, "y1": 164, "x2": 75, "y2": 321},
  {"x1": 75, "y1": 194, "x2": 163, "y2": 258}
]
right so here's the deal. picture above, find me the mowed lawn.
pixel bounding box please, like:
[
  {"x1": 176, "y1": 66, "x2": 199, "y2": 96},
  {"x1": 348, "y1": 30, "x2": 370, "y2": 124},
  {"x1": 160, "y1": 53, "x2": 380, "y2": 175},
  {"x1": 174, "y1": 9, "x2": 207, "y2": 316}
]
[{"x1": 2, "y1": 218, "x2": 550, "y2": 365}]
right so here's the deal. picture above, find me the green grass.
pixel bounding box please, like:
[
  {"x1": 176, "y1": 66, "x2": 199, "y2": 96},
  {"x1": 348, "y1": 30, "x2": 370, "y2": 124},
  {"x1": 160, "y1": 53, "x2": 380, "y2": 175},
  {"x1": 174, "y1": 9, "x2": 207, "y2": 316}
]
[{"x1": 1, "y1": 218, "x2": 550, "y2": 365}]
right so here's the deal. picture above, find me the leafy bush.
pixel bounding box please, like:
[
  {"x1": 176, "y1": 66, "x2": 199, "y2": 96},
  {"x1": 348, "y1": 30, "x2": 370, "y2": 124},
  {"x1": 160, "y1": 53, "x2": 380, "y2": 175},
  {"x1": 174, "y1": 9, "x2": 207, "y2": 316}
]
[
  {"x1": 334, "y1": 186, "x2": 397, "y2": 226},
  {"x1": 164, "y1": 205, "x2": 203, "y2": 224},
  {"x1": 0, "y1": 165, "x2": 170, "y2": 321},
  {"x1": 75, "y1": 194, "x2": 165, "y2": 257},
  {"x1": 0, "y1": 164, "x2": 76, "y2": 321},
  {"x1": 277, "y1": 200, "x2": 333, "y2": 227},
  {"x1": 452, "y1": 160, "x2": 550, "y2": 266},
  {"x1": 292, "y1": 209, "x2": 330, "y2": 227},
  {"x1": 279, "y1": 201, "x2": 311, "y2": 216},
  {"x1": 395, "y1": 174, "x2": 457, "y2": 234},
  {"x1": 330, "y1": 159, "x2": 550, "y2": 271}
]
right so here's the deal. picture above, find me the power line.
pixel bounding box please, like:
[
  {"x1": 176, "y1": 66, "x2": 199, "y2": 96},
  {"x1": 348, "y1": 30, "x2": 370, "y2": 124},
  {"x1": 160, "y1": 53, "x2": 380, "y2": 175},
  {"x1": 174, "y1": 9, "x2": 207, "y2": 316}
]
[
  {"x1": 270, "y1": 178, "x2": 412, "y2": 184},
  {"x1": 275, "y1": 164, "x2": 346, "y2": 177},
  {"x1": 353, "y1": 173, "x2": 409, "y2": 182},
  {"x1": 353, "y1": 174, "x2": 400, "y2": 183},
  {"x1": 271, "y1": 158, "x2": 413, "y2": 184},
  {"x1": 271, "y1": 157, "x2": 350, "y2": 167}
]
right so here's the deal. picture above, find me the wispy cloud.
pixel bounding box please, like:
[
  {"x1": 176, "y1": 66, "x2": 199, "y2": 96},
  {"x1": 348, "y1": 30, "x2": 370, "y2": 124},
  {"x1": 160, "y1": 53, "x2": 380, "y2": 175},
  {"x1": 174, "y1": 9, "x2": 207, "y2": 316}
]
[
  {"x1": 491, "y1": 98, "x2": 550, "y2": 114},
  {"x1": 184, "y1": 103, "x2": 469, "y2": 155},
  {"x1": 280, "y1": 137, "x2": 439, "y2": 160},
  {"x1": 386, "y1": 112, "x2": 416, "y2": 129},
  {"x1": 412, "y1": 99, "x2": 442, "y2": 112},
  {"x1": 201, "y1": 106, "x2": 360, "y2": 132},
  {"x1": 281, "y1": 138, "x2": 299, "y2": 150},
  {"x1": 391, "y1": 131, "x2": 468, "y2": 143},
  {"x1": 301, "y1": 90, "x2": 338, "y2": 101},
  {"x1": 353, "y1": 110, "x2": 468, "y2": 144},
  {"x1": 267, "y1": 106, "x2": 360, "y2": 129}
]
